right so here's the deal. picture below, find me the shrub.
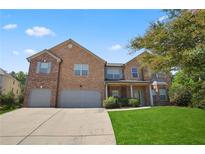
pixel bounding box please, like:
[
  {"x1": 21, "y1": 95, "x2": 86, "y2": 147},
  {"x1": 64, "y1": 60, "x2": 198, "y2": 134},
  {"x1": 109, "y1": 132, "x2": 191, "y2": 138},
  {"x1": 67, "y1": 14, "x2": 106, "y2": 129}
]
[
  {"x1": 16, "y1": 93, "x2": 24, "y2": 107},
  {"x1": 103, "y1": 97, "x2": 119, "y2": 109},
  {"x1": 193, "y1": 99, "x2": 205, "y2": 109},
  {"x1": 128, "y1": 98, "x2": 140, "y2": 107},
  {"x1": 0, "y1": 91, "x2": 15, "y2": 107},
  {"x1": 117, "y1": 98, "x2": 129, "y2": 107},
  {"x1": 169, "y1": 86, "x2": 192, "y2": 106},
  {"x1": 192, "y1": 85, "x2": 205, "y2": 109}
]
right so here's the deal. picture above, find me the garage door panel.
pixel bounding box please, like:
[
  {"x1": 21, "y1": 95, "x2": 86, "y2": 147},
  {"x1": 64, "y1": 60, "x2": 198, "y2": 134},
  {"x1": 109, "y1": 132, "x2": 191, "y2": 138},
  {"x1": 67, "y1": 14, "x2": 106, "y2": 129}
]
[
  {"x1": 29, "y1": 89, "x2": 51, "y2": 107},
  {"x1": 58, "y1": 90, "x2": 101, "y2": 108}
]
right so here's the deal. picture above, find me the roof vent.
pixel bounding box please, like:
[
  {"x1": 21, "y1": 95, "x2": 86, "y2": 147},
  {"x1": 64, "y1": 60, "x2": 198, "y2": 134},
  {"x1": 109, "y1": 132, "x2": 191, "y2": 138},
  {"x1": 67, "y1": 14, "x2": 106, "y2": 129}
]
[{"x1": 68, "y1": 44, "x2": 73, "y2": 49}]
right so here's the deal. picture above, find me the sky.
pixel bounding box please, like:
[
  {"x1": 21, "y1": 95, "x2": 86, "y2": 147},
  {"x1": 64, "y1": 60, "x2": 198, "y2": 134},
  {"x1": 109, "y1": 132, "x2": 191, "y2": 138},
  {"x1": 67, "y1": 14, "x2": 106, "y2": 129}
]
[{"x1": 0, "y1": 10, "x2": 167, "y2": 73}]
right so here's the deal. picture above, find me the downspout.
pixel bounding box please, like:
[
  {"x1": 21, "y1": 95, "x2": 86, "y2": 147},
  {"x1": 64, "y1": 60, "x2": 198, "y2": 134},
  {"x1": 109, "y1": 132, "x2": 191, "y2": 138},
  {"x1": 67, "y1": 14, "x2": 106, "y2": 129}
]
[{"x1": 55, "y1": 60, "x2": 62, "y2": 108}]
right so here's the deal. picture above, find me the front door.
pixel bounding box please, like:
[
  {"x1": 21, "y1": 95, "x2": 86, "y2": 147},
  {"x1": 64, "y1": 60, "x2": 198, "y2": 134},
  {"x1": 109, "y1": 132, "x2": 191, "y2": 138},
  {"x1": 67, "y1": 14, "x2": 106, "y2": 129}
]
[{"x1": 133, "y1": 89, "x2": 144, "y2": 106}]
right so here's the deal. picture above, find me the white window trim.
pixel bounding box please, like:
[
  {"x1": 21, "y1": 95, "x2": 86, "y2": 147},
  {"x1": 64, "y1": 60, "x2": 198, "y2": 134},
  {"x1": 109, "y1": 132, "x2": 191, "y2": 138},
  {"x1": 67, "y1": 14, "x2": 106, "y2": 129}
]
[
  {"x1": 74, "y1": 64, "x2": 89, "y2": 76},
  {"x1": 131, "y1": 67, "x2": 138, "y2": 78},
  {"x1": 107, "y1": 68, "x2": 122, "y2": 79},
  {"x1": 37, "y1": 62, "x2": 51, "y2": 74}
]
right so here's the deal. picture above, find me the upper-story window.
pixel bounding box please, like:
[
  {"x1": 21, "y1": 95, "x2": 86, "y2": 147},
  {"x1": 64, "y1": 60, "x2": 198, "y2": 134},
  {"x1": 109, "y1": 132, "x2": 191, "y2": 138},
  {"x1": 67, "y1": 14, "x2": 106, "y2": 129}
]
[
  {"x1": 107, "y1": 68, "x2": 122, "y2": 79},
  {"x1": 37, "y1": 62, "x2": 52, "y2": 74},
  {"x1": 74, "y1": 64, "x2": 89, "y2": 76},
  {"x1": 131, "y1": 67, "x2": 138, "y2": 78},
  {"x1": 156, "y1": 72, "x2": 164, "y2": 79}
]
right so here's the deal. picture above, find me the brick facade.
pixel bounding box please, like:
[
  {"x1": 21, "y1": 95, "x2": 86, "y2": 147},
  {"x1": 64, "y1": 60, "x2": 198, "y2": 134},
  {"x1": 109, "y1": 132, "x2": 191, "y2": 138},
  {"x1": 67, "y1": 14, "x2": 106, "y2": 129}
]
[
  {"x1": 50, "y1": 41, "x2": 105, "y2": 103},
  {"x1": 24, "y1": 39, "x2": 105, "y2": 107},
  {"x1": 24, "y1": 52, "x2": 60, "y2": 107},
  {"x1": 124, "y1": 54, "x2": 150, "y2": 81},
  {"x1": 24, "y1": 39, "x2": 170, "y2": 108}
]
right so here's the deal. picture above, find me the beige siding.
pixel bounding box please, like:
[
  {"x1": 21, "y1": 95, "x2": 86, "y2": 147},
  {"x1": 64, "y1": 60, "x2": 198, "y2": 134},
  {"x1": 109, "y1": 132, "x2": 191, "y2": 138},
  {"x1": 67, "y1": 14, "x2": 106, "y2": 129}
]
[{"x1": 0, "y1": 75, "x2": 21, "y2": 97}]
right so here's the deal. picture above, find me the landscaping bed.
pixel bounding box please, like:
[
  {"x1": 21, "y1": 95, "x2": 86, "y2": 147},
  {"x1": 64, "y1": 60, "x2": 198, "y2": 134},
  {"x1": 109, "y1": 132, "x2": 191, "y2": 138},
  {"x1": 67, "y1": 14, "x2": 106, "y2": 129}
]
[
  {"x1": 108, "y1": 106, "x2": 205, "y2": 144},
  {"x1": 0, "y1": 105, "x2": 18, "y2": 115},
  {"x1": 103, "y1": 97, "x2": 140, "y2": 109}
]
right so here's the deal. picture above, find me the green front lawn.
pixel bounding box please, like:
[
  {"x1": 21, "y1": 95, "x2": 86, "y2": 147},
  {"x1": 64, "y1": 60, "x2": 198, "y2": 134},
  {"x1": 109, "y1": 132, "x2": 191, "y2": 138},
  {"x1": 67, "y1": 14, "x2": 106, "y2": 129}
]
[{"x1": 108, "y1": 106, "x2": 205, "y2": 144}]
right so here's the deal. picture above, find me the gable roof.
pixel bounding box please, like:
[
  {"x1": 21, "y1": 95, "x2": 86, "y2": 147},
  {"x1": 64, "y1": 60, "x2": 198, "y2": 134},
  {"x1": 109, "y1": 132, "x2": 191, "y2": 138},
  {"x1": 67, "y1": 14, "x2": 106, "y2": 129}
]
[
  {"x1": 50, "y1": 39, "x2": 106, "y2": 63},
  {"x1": 0, "y1": 68, "x2": 19, "y2": 82},
  {"x1": 0, "y1": 68, "x2": 8, "y2": 75},
  {"x1": 26, "y1": 39, "x2": 150, "y2": 65},
  {"x1": 27, "y1": 49, "x2": 62, "y2": 63},
  {"x1": 26, "y1": 39, "x2": 106, "y2": 64},
  {"x1": 125, "y1": 51, "x2": 149, "y2": 65}
]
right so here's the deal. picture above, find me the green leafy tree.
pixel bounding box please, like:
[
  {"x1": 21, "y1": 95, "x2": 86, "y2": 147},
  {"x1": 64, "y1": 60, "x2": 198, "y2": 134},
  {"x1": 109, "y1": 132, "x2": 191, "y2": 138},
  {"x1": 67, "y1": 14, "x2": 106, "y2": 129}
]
[
  {"x1": 129, "y1": 10, "x2": 205, "y2": 73},
  {"x1": 15, "y1": 71, "x2": 27, "y2": 86},
  {"x1": 9, "y1": 71, "x2": 27, "y2": 88},
  {"x1": 129, "y1": 10, "x2": 205, "y2": 107},
  {"x1": 169, "y1": 71, "x2": 194, "y2": 106}
]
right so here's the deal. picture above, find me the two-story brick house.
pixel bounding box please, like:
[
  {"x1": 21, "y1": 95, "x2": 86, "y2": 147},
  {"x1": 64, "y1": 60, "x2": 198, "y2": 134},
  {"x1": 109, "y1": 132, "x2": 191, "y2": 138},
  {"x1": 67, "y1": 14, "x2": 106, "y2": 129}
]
[{"x1": 24, "y1": 39, "x2": 170, "y2": 108}]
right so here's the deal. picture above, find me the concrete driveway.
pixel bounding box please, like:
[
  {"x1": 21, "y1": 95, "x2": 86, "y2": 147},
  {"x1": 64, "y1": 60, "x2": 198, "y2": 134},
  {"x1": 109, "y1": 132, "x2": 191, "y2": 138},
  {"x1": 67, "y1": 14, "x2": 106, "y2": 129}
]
[{"x1": 0, "y1": 108, "x2": 116, "y2": 145}]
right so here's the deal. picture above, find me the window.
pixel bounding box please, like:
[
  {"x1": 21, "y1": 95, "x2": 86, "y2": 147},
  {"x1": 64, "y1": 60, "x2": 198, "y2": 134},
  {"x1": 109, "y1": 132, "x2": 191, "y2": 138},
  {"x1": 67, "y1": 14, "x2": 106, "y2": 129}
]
[
  {"x1": 37, "y1": 62, "x2": 51, "y2": 74},
  {"x1": 112, "y1": 90, "x2": 119, "y2": 98},
  {"x1": 156, "y1": 72, "x2": 164, "y2": 78},
  {"x1": 107, "y1": 68, "x2": 121, "y2": 79},
  {"x1": 159, "y1": 89, "x2": 167, "y2": 101},
  {"x1": 13, "y1": 80, "x2": 15, "y2": 85},
  {"x1": 74, "y1": 64, "x2": 89, "y2": 76},
  {"x1": 131, "y1": 67, "x2": 138, "y2": 78},
  {"x1": 0, "y1": 75, "x2": 3, "y2": 86}
]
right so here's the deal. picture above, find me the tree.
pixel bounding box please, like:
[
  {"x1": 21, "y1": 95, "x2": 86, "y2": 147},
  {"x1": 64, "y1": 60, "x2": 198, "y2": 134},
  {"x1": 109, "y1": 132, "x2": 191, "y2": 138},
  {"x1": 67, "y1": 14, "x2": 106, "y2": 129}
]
[
  {"x1": 9, "y1": 71, "x2": 27, "y2": 95},
  {"x1": 129, "y1": 10, "x2": 205, "y2": 73},
  {"x1": 169, "y1": 71, "x2": 194, "y2": 106},
  {"x1": 15, "y1": 71, "x2": 27, "y2": 86},
  {"x1": 9, "y1": 71, "x2": 27, "y2": 86},
  {"x1": 129, "y1": 10, "x2": 205, "y2": 108}
]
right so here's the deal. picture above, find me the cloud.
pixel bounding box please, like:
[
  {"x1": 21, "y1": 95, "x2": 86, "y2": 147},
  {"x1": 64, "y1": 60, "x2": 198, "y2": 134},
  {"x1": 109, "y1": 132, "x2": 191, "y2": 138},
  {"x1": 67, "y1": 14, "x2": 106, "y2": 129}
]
[
  {"x1": 2, "y1": 24, "x2": 17, "y2": 30},
  {"x1": 25, "y1": 26, "x2": 55, "y2": 37},
  {"x1": 24, "y1": 49, "x2": 37, "y2": 56},
  {"x1": 109, "y1": 44, "x2": 123, "y2": 51},
  {"x1": 12, "y1": 51, "x2": 19, "y2": 55},
  {"x1": 157, "y1": 15, "x2": 169, "y2": 23}
]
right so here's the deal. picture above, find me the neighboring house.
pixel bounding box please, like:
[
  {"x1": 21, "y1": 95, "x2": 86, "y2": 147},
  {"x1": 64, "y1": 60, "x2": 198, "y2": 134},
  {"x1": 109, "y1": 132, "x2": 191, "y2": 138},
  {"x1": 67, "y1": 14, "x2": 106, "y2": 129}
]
[
  {"x1": 24, "y1": 39, "x2": 171, "y2": 108},
  {"x1": 0, "y1": 68, "x2": 21, "y2": 97}
]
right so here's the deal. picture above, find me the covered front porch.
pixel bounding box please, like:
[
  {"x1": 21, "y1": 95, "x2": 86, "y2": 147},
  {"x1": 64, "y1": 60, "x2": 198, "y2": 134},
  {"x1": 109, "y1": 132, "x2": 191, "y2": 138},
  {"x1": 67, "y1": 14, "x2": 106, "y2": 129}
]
[{"x1": 105, "y1": 80, "x2": 153, "y2": 106}]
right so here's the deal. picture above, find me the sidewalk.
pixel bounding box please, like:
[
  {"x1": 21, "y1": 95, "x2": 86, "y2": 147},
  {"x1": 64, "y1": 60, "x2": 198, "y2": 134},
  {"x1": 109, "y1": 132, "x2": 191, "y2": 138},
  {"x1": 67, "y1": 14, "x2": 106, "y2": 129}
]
[{"x1": 107, "y1": 106, "x2": 151, "y2": 112}]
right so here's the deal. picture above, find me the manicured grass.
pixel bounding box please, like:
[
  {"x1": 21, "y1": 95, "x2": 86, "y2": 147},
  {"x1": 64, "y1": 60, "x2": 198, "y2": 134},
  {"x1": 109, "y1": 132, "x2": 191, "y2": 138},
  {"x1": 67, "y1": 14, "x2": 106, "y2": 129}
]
[{"x1": 108, "y1": 106, "x2": 205, "y2": 144}]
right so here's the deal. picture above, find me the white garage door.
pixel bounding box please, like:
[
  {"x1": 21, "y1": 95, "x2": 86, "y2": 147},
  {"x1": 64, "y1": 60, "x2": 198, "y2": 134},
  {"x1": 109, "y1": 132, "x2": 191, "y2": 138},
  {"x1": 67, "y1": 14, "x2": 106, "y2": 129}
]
[
  {"x1": 29, "y1": 89, "x2": 51, "y2": 107},
  {"x1": 58, "y1": 90, "x2": 101, "y2": 108}
]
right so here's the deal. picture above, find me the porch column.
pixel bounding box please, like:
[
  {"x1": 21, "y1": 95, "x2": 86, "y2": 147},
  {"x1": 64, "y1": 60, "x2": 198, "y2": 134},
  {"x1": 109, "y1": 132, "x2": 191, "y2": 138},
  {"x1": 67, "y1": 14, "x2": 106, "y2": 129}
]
[
  {"x1": 105, "y1": 83, "x2": 108, "y2": 98},
  {"x1": 130, "y1": 84, "x2": 133, "y2": 98},
  {"x1": 149, "y1": 84, "x2": 154, "y2": 106}
]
